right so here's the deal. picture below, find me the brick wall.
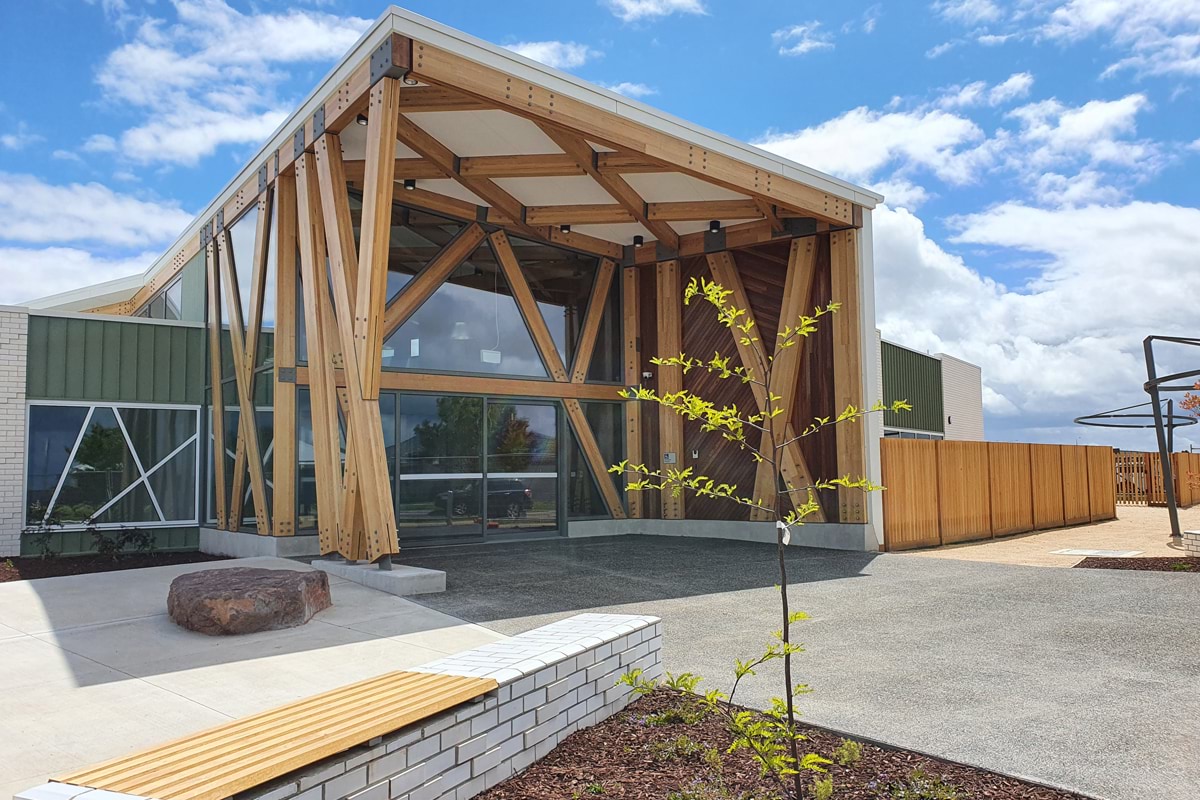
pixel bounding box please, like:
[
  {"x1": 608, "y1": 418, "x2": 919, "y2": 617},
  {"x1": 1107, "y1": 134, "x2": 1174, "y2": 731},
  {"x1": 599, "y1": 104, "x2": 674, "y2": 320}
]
[
  {"x1": 18, "y1": 613, "x2": 663, "y2": 800},
  {"x1": 0, "y1": 307, "x2": 28, "y2": 557}
]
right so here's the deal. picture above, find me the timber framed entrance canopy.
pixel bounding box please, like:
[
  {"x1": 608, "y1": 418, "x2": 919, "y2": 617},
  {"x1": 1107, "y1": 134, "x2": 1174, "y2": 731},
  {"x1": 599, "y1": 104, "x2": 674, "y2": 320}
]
[
  {"x1": 66, "y1": 6, "x2": 881, "y2": 320},
  {"x1": 33, "y1": 6, "x2": 886, "y2": 561}
]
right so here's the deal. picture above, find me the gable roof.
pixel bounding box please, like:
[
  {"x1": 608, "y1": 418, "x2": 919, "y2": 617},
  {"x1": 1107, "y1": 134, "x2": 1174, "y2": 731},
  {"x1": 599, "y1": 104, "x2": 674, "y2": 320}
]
[{"x1": 30, "y1": 5, "x2": 881, "y2": 313}]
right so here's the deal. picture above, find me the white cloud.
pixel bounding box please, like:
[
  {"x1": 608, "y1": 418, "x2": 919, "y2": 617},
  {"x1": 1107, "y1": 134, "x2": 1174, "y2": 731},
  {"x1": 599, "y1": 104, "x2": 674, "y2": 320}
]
[
  {"x1": 505, "y1": 41, "x2": 601, "y2": 70},
  {"x1": 926, "y1": 40, "x2": 960, "y2": 58},
  {"x1": 51, "y1": 150, "x2": 83, "y2": 163},
  {"x1": 602, "y1": 81, "x2": 658, "y2": 98},
  {"x1": 939, "y1": 72, "x2": 1034, "y2": 108},
  {"x1": 1008, "y1": 94, "x2": 1159, "y2": 172},
  {"x1": 603, "y1": 0, "x2": 706, "y2": 22},
  {"x1": 863, "y1": 5, "x2": 883, "y2": 34},
  {"x1": 0, "y1": 247, "x2": 156, "y2": 306},
  {"x1": 755, "y1": 106, "x2": 999, "y2": 187},
  {"x1": 0, "y1": 122, "x2": 42, "y2": 151},
  {"x1": 0, "y1": 173, "x2": 192, "y2": 247},
  {"x1": 773, "y1": 22, "x2": 835, "y2": 56},
  {"x1": 874, "y1": 201, "x2": 1200, "y2": 441},
  {"x1": 933, "y1": 0, "x2": 1002, "y2": 25},
  {"x1": 82, "y1": 134, "x2": 117, "y2": 153},
  {"x1": 94, "y1": 0, "x2": 372, "y2": 165}
]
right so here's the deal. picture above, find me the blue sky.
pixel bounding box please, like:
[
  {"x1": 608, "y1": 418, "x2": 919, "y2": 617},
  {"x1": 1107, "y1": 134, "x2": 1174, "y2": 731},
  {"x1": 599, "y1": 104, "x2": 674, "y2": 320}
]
[{"x1": 1, "y1": 0, "x2": 1199, "y2": 449}]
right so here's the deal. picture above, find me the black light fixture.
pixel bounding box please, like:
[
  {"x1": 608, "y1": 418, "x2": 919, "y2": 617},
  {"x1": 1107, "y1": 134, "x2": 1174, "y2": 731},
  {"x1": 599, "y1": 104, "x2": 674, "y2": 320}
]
[
  {"x1": 560, "y1": 224, "x2": 571, "y2": 234},
  {"x1": 403, "y1": 178, "x2": 416, "y2": 191},
  {"x1": 633, "y1": 235, "x2": 644, "y2": 248},
  {"x1": 356, "y1": 114, "x2": 368, "y2": 126},
  {"x1": 708, "y1": 220, "x2": 721, "y2": 234}
]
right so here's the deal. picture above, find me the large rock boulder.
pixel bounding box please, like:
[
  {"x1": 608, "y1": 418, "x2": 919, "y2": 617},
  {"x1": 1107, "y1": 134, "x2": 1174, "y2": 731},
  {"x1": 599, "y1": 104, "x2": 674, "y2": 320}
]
[{"x1": 168, "y1": 567, "x2": 332, "y2": 635}]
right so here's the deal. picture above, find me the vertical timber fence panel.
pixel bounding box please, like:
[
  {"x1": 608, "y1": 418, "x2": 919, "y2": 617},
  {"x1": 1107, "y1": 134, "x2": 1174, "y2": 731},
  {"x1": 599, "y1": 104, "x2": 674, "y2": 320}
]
[
  {"x1": 988, "y1": 442, "x2": 1034, "y2": 536},
  {"x1": 1087, "y1": 446, "x2": 1117, "y2": 522},
  {"x1": 936, "y1": 441, "x2": 993, "y2": 545},
  {"x1": 1031, "y1": 444, "x2": 1066, "y2": 530},
  {"x1": 882, "y1": 440, "x2": 1116, "y2": 550},
  {"x1": 1061, "y1": 446, "x2": 1091, "y2": 525},
  {"x1": 879, "y1": 439, "x2": 941, "y2": 550}
]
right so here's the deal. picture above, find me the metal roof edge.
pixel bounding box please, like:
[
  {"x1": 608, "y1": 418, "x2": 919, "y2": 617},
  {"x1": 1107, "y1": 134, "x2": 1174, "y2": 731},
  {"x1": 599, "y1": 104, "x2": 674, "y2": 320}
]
[{"x1": 25, "y1": 272, "x2": 145, "y2": 312}]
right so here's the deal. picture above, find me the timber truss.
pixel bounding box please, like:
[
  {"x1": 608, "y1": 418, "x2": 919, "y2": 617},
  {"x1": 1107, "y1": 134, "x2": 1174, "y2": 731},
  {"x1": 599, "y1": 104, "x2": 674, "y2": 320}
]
[{"x1": 104, "y1": 27, "x2": 872, "y2": 561}]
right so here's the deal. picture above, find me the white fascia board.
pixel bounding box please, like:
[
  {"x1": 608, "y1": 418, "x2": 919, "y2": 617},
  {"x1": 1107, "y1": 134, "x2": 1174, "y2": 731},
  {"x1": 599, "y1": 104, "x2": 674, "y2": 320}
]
[
  {"x1": 935, "y1": 352, "x2": 983, "y2": 372},
  {"x1": 25, "y1": 272, "x2": 144, "y2": 312},
  {"x1": 384, "y1": 5, "x2": 882, "y2": 208}
]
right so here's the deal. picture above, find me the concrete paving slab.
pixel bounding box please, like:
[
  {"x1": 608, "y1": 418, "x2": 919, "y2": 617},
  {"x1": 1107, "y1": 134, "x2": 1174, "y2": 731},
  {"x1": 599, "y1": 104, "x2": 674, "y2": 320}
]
[
  {"x1": 401, "y1": 535, "x2": 1200, "y2": 800},
  {"x1": 0, "y1": 557, "x2": 504, "y2": 793}
]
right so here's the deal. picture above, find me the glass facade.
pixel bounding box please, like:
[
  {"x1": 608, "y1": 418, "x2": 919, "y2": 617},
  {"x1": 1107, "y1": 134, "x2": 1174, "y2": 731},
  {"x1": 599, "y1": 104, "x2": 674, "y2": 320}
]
[{"x1": 25, "y1": 403, "x2": 200, "y2": 529}]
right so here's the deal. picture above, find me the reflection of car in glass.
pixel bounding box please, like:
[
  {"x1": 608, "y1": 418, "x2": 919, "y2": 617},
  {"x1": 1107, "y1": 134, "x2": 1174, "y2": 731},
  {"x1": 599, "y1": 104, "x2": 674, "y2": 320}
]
[{"x1": 433, "y1": 479, "x2": 533, "y2": 519}]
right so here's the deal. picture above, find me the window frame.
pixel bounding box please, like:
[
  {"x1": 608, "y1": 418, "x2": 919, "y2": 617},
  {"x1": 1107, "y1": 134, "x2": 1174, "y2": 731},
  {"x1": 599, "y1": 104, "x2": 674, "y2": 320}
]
[{"x1": 24, "y1": 400, "x2": 203, "y2": 531}]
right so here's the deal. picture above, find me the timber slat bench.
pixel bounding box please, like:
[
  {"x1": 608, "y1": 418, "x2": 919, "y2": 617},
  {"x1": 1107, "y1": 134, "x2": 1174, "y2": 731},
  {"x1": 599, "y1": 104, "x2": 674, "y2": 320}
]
[
  {"x1": 56, "y1": 671, "x2": 497, "y2": 800},
  {"x1": 22, "y1": 613, "x2": 663, "y2": 800}
]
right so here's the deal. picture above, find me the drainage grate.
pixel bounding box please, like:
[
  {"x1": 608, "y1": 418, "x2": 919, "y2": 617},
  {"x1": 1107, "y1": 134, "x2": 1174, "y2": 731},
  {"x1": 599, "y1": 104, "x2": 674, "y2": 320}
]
[{"x1": 1052, "y1": 548, "x2": 1143, "y2": 557}]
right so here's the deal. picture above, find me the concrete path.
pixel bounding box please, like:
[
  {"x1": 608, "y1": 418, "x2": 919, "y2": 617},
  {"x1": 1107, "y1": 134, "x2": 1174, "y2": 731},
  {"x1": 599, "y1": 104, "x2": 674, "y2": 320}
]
[
  {"x1": 402, "y1": 536, "x2": 1200, "y2": 800},
  {"x1": 903, "y1": 504, "x2": 1200, "y2": 567},
  {"x1": 0, "y1": 557, "x2": 503, "y2": 798}
]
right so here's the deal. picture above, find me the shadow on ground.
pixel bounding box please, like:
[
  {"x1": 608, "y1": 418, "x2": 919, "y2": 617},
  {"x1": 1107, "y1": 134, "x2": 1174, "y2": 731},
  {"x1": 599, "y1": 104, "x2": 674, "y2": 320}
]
[{"x1": 400, "y1": 535, "x2": 880, "y2": 626}]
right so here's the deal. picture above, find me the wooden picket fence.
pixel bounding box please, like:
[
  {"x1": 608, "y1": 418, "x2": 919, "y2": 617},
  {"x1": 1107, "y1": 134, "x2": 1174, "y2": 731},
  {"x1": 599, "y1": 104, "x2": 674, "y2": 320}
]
[
  {"x1": 881, "y1": 440, "x2": 1117, "y2": 551},
  {"x1": 1114, "y1": 450, "x2": 1200, "y2": 507}
]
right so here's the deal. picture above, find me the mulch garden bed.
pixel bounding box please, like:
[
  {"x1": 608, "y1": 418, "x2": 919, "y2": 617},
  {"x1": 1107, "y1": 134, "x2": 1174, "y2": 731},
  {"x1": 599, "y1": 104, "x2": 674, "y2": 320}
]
[
  {"x1": 0, "y1": 552, "x2": 229, "y2": 582},
  {"x1": 1074, "y1": 556, "x2": 1200, "y2": 572},
  {"x1": 479, "y1": 689, "x2": 1090, "y2": 800}
]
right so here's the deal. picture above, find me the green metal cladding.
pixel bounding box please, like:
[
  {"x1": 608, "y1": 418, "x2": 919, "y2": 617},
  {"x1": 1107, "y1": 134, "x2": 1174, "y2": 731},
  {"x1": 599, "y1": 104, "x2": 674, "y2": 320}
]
[
  {"x1": 882, "y1": 341, "x2": 944, "y2": 433},
  {"x1": 26, "y1": 314, "x2": 205, "y2": 404}
]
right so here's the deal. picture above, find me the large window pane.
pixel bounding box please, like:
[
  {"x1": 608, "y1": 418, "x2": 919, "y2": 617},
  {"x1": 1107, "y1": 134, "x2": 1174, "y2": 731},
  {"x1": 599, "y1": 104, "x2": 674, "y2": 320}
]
[
  {"x1": 396, "y1": 395, "x2": 483, "y2": 539},
  {"x1": 567, "y1": 402, "x2": 624, "y2": 518},
  {"x1": 509, "y1": 237, "x2": 600, "y2": 375},
  {"x1": 55, "y1": 407, "x2": 140, "y2": 524},
  {"x1": 26, "y1": 404, "x2": 199, "y2": 528},
  {"x1": 385, "y1": 240, "x2": 548, "y2": 377},
  {"x1": 486, "y1": 401, "x2": 556, "y2": 533},
  {"x1": 25, "y1": 405, "x2": 88, "y2": 524},
  {"x1": 227, "y1": 205, "x2": 259, "y2": 325}
]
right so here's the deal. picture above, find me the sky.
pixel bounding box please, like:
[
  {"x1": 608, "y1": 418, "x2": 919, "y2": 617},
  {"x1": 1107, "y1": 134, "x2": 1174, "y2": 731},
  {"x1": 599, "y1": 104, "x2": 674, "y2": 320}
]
[{"x1": 1, "y1": 0, "x2": 1198, "y2": 450}]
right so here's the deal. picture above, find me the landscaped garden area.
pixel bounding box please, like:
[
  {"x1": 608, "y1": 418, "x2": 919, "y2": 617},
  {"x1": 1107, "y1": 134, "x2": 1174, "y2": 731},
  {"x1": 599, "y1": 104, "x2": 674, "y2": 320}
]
[
  {"x1": 1075, "y1": 555, "x2": 1200, "y2": 572},
  {"x1": 0, "y1": 551, "x2": 226, "y2": 583},
  {"x1": 480, "y1": 689, "x2": 1088, "y2": 800}
]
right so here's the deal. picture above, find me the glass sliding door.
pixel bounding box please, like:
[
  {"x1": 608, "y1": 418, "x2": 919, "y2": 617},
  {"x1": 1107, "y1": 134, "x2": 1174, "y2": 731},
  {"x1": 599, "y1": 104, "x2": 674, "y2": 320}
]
[
  {"x1": 396, "y1": 394, "x2": 485, "y2": 541},
  {"x1": 485, "y1": 401, "x2": 557, "y2": 534}
]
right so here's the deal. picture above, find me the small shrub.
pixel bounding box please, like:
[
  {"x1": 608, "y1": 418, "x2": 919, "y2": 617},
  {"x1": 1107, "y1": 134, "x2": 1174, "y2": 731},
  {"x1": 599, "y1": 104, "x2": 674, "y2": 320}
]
[
  {"x1": 571, "y1": 782, "x2": 606, "y2": 798},
  {"x1": 1171, "y1": 562, "x2": 1194, "y2": 571},
  {"x1": 28, "y1": 532, "x2": 59, "y2": 560},
  {"x1": 92, "y1": 531, "x2": 126, "y2": 562},
  {"x1": 832, "y1": 738, "x2": 863, "y2": 766},
  {"x1": 888, "y1": 768, "x2": 961, "y2": 800},
  {"x1": 650, "y1": 734, "x2": 703, "y2": 762},
  {"x1": 812, "y1": 776, "x2": 834, "y2": 800}
]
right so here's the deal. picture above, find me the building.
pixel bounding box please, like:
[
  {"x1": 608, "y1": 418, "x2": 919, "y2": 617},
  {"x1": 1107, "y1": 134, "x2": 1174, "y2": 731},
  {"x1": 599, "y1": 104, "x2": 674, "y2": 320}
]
[
  {"x1": 876, "y1": 334, "x2": 984, "y2": 441},
  {"x1": 1, "y1": 6, "x2": 889, "y2": 560}
]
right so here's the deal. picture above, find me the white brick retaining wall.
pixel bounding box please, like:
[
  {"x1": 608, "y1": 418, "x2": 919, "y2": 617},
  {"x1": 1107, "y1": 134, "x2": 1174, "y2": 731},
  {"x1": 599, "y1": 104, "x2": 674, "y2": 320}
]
[
  {"x1": 17, "y1": 613, "x2": 663, "y2": 800},
  {"x1": 1183, "y1": 530, "x2": 1200, "y2": 557},
  {"x1": 0, "y1": 307, "x2": 28, "y2": 558}
]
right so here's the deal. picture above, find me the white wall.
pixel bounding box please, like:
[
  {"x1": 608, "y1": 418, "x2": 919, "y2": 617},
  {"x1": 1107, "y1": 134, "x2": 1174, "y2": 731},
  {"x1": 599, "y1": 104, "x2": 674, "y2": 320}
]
[
  {"x1": 0, "y1": 307, "x2": 27, "y2": 557},
  {"x1": 938, "y1": 353, "x2": 985, "y2": 441}
]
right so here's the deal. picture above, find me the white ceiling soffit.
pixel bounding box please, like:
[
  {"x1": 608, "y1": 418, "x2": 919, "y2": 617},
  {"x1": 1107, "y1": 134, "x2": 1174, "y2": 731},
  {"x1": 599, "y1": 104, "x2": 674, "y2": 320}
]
[
  {"x1": 572, "y1": 222, "x2": 653, "y2": 244},
  {"x1": 491, "y1": 176, "x2": 615, "y2": 206},
  {"x1": 588, "y1": 141, "x2": 617, "y2": 153},
  {"x1": 404, "y1": 110, "x2": 564, "y2": 157},
  {"x1": 670, "y1": 219, "x2": 759, "y2": 236},
  {"x1": 339, "y1": 122, "x2": 421, "y2": 160},
  {"x1": 413, "y1": 179, "x2": 488, "y2": 205},
  {"x1": 622, "y1": 172, "x2": 750, "y2": 203}
]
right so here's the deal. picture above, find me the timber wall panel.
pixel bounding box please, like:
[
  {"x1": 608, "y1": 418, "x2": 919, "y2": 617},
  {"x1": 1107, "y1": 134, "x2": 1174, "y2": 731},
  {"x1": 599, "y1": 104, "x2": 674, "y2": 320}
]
[
  {"x1": 1087, "y1": 446, "x2": 1117, "y2": 521},
  {"x1": 1030, "y1": 444, "x2": 1066, "y2": 529},
  {"x1": 988, "y1": 442, "x2": 1034, "y2": 536},
  {"x1": 791, "y1": 236, "x2": 838, "y2": 521},
  {"x1": 638, "y1": 264, "x2": 660, "y2": 519},
  {"x1": 879, "y1": 439, "x2": 940, "y2": 550},
  {"x1": 936, "y1": 441, "x2": 993, "y2": 544},
  {"x1": 1061, "y1": 446, "x2": 1091, "y2": 525}
]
